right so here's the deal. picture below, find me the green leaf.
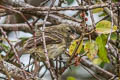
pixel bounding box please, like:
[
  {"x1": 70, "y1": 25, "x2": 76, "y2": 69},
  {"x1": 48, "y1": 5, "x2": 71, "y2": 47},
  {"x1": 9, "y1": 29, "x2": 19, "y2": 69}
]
[
  {"x1": 6, "y1": 52, "x2": 14, "y2": 59},
  {"x1": 0, "y1": 43, "x2": 9, "y2": 51},
  {"x1": 67, "y1": 76, "x2": 76, "y2": 80},
  {"x1": 19, "y1": 37, "x2": 29, "y2": 47},
  {"x1": 92, "y1": 8, "x2": 103, "y2": 13},
  {"x1": 84, "y1": 41, "x2": 98, "y2": 60},
  {"x1": 112, "y1": 0, "x2": 118, "y2": 2},
  {"x1": 96, "y1": 20, "x2": 117, "y2": 34},
  {"x1": 96, "y1": 34, "x2": 109, "y2": 63},
  {"x1": 65, "y1": 0, "x2": 74, "y2": 5},
  {"x1": 110, "y1": 32, "x2": 117, "y2": 41}
]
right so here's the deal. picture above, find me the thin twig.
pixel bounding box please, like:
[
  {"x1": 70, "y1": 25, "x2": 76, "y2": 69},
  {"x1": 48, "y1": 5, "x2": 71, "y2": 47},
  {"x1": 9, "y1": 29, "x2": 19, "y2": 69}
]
[{"x1": 41, "y1": 0, "x2": 57, "y2": 80}]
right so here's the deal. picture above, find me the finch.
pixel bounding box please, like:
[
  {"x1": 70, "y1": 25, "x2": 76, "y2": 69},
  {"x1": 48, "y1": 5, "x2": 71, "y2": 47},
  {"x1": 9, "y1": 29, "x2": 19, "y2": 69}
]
[{"x1": 22, "y1": 24, "x2": 77, "y2": 61}]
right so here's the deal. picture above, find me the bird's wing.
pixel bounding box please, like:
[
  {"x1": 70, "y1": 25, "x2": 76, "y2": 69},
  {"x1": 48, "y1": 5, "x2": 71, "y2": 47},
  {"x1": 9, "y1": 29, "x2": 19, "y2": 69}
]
[{"x1": 24, "y1": 32, "x2": 63, "y2": 49}]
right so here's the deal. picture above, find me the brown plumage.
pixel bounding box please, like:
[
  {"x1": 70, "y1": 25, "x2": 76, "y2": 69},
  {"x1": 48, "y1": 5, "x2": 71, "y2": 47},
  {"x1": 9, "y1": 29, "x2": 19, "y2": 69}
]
[{"x1": 23, "y1": 24, "x2": 77, "y2": 60}]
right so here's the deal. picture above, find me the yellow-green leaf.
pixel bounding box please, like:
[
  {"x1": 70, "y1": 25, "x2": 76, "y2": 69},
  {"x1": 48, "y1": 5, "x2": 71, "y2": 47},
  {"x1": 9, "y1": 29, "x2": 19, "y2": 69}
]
[
  {"x1": 69, "y1": 39, "x2": 83, "y2": 56},
  {"x1": 92, "y1": 58, "x2": 103, "y2": 65},
  {"x1": 96, "y1": 20, "x2": 117, "y2": 34},
  {"x1": 67, "y1": 76, "x2": 76, "y2": 80},
  {"x1": 96, "y1": 34, "x2": 109, "y2": 63},
  {"x1": 99, "y1": 12, "x2": 107, "y2": 17},
  {"x1": 92, "y1": 8, "x2": 103, "y2": 13},
  {"x1": 84, "y1": 41, "x2": 98, "y2": 60}
]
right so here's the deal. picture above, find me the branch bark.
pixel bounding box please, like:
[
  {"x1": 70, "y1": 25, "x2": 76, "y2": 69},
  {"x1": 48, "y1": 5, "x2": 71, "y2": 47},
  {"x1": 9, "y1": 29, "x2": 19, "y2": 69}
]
[
  {"x1": 81, "y1": 57, "x2": 116, "y2": 79},
  {"x1": 0, "y1": 61, "x2": 42, "y2": 80}
]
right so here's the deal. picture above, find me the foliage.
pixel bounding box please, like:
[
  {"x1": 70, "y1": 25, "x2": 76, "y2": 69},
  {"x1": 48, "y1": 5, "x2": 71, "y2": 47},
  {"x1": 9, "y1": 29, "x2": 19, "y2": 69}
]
[
  {"x1": 65, "y1": 0, "x2": 74, "y2": 5},
  {"x1": 67, "y1": 76, "x2": 76, "y2": 80},
  {"x1": 96, "y1": 34, "x2": 109, "y2": 63},
  {"x1": 84, "y1": 41, "x2": 98, "y2": 60},
  {"x1": 96, "y1": 20, "x2": 117, "y2": 34},
  {"x1": 0, "y1": 43, "x2": 9, "y2": 51},
  {"x1": 92, "y1": 8, "x2": 103, "y2": 14},
  {"x1": 69, "y1": 39, "x2": 83, "y2": 55},
  {"x1": 0, "y1": 0, "x2": 120, "y2": 80},
  {"x1": 112, "y1": 0, "x2": 118, "y2": 2},
  {"x1": 92, "y1": 58, "x2": 103, "y2": 65}
]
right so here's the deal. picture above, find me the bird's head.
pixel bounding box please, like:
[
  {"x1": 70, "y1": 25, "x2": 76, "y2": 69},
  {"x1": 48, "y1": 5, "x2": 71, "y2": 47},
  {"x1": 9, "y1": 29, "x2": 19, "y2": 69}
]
[{"x1": 47, "y1": 24, "x2": 78, "y2": 40}]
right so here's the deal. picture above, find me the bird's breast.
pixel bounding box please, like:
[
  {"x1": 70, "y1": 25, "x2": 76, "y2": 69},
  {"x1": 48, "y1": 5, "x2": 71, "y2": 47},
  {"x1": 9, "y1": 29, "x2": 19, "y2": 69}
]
[{"x1": 47, "y1": 43, "x2": 66, "y2": 59}]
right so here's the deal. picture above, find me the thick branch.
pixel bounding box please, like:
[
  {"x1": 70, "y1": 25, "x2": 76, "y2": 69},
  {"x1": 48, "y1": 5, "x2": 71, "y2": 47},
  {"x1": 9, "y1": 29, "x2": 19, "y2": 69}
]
[
  {"x1": 0, "y1": 22, "x2": 51, "y2": 32},
  {"x1": 81, "y1": 57, "x2": 116, "y2": 79},
  {"x1": 13, "y1": 3, "x2": 119, "y2": 12},
  {"x1": 0, "y1": 61, "x2": 42, "y2": 80}
]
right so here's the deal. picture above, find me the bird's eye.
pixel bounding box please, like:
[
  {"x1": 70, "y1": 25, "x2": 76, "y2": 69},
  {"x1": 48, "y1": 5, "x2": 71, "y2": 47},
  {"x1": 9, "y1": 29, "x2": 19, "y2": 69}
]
[{"x1": 68, "y1": 30, "x2": 72, "y2": 33}]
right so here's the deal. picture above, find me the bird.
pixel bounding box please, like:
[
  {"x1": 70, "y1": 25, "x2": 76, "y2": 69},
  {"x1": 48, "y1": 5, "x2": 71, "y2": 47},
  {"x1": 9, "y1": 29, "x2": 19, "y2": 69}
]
[{"x1": 22, "y1": 24, "x2": 77, "y2": 61}]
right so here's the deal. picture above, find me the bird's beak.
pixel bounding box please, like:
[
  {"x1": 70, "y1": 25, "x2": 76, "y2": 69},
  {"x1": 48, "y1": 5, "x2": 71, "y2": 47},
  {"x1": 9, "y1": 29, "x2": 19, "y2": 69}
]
[{"x1": 70, "y1": 33, "x2": 79, "y2": 40}]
